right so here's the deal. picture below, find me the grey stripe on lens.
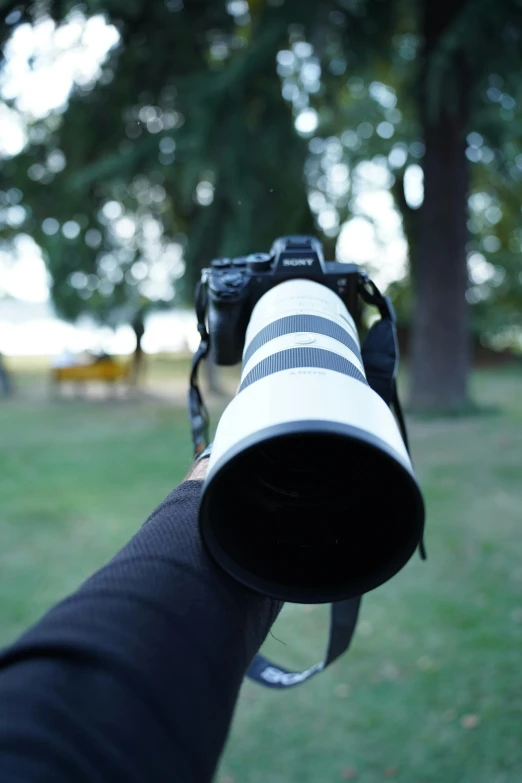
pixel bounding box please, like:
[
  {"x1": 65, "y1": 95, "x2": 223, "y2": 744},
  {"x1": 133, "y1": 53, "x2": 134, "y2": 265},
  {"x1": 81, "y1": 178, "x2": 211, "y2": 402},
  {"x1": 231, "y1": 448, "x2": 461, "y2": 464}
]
[
  {"x1": 238, "y1": 347, "x2": 368, "y2": 393},
  {"x1": 242, "y1": 315, "x2": 361, "y2": 368}
]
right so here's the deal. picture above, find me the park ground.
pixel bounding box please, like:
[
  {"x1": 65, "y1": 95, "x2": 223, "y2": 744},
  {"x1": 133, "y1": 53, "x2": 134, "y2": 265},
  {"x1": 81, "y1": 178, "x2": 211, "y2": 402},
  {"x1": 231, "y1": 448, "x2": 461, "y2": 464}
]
[{"x1": 0, "y1": 357, "x2": 522, "y2": 782}]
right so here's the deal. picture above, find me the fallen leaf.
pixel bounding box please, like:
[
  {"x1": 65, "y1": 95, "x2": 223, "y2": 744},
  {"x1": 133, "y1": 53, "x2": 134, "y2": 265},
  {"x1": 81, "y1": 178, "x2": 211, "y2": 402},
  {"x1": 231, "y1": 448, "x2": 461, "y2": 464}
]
[
  {"x1": 461, "y1": 714, "x2": 481, "y2": 729},
  {"x1": 384, "y1": 767, "x2": 397, "y2": 777},
  {"x1": 341, "y1": 767, "x2": 357, "y2": 779}
]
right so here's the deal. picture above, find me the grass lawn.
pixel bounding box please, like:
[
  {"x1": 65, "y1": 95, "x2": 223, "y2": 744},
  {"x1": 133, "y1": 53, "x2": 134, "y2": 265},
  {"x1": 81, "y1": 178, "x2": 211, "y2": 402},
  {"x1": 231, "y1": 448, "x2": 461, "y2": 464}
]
[{"x1": 1, "y1": 363, "x2": 522, "y2": 782}]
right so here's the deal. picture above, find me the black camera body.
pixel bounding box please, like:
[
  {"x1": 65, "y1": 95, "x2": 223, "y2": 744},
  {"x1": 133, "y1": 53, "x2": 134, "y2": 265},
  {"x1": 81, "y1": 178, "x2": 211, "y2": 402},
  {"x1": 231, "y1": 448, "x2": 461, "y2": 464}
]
[{"x1": 207, "y1": 236, "x2": 360, "y2": 365}]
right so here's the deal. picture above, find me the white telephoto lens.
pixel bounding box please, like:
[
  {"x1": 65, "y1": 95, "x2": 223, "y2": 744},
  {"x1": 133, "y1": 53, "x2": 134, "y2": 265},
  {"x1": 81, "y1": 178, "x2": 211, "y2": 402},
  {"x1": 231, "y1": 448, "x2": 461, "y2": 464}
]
[{"x1": 200, "y1": 279, "x2": 424, "y2": 603}]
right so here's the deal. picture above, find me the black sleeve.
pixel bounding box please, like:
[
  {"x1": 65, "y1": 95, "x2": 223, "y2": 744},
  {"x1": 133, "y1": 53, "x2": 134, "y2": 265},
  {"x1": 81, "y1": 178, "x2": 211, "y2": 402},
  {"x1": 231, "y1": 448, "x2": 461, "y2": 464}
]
[{"x1": 0, "y1": 480, "x2": 282, "y2": 782}]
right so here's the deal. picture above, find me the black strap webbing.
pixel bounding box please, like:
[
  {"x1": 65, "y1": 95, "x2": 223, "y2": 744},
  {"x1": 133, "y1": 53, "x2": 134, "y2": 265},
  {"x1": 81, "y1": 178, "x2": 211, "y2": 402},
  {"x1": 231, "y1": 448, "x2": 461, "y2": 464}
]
[
  {"x1": 246, "y1": 597, "x2": 361, "y2": 688},
  {"x1": 189, "y1": 276, "x2": 211, "y2": 457},
  {"x1": 392, "y1": 380, "x2": 410, "y2": 455}
]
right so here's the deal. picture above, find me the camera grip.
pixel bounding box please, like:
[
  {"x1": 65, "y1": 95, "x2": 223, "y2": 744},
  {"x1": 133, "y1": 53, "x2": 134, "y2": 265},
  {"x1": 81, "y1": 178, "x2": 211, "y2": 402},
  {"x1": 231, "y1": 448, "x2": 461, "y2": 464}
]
[{"x1": 208, "y1": 300, "x2": 246, "y2": 366}]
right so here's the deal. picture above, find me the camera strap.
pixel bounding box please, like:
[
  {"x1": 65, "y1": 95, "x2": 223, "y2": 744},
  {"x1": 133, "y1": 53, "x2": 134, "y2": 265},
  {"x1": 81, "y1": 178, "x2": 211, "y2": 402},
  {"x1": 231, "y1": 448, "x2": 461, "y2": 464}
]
[
  {"x1": 189, "y1": 273, "x2": 211, "y2": 457},
  {"x1": 246, "y1": 596, "x2": 361, "y2": 688},
  {"x1": 358, "y1": 272, "x2": 426, "y2": 560}
]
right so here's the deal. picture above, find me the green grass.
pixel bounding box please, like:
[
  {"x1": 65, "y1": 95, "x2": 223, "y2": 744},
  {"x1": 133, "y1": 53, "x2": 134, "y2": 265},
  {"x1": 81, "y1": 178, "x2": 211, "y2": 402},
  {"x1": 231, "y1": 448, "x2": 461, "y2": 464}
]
[{"x1": 1, "y1": 364, "x2": 522, "y2": 782}]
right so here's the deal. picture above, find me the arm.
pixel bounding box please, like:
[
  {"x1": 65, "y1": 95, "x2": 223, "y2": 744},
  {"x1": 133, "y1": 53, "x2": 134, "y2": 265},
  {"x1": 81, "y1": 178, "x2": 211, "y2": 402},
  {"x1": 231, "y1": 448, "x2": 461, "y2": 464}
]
[{"x1": 0, "y1": 461, "x2": 282, "y2": 782}]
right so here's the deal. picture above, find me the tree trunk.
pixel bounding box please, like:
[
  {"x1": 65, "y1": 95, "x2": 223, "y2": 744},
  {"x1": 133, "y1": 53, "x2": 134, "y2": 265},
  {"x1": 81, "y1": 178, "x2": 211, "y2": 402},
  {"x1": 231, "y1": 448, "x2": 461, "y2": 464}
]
[
  {"x1": 0, "y1": 353, "x2": 11, "y2": 397},
  {"x1": 410, "y1": 1, "x2": 471, "y2": 411},
  {"x1": 131, "y1": 316, "x2": 145, "y2": 387},
  {"x1": 392, "y1": 171, "x2": 420, "y2": 266}
]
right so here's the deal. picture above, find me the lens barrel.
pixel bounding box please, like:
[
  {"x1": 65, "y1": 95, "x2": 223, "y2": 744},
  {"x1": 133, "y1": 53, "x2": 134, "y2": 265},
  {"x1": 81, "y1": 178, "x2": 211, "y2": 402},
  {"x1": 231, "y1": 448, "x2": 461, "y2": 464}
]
[{"x1": 199, "y1": 279, "x2": 425, "y2": 603}]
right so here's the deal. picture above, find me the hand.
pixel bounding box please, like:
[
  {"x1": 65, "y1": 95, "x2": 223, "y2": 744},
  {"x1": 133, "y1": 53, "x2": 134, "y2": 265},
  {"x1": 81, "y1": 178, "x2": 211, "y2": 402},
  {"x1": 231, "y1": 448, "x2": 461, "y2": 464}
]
[{"x1": 185, "y1": 456, "x2": 210, "y2": 481}]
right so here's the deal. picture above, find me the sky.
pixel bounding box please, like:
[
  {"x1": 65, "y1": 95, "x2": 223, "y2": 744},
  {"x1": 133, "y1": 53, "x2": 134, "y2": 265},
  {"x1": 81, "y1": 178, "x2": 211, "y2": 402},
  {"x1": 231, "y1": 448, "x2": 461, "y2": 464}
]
[
  {"x1": 0, "y1": 11, "x2": 423, "y2": 354},
  {"x1": 0, "y1": 13, "x2": 119, "y2": 307}
]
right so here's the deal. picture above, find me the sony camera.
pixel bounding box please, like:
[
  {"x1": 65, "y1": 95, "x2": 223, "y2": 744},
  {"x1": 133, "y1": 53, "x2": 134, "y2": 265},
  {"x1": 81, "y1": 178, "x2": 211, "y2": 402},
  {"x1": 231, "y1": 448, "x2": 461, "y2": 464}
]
[
  {"x1": 193, "y1": 233, "x2": 423, "y2": 605},
  {"x1": 190, "y1": 234, "x2": 425, "y2": 688},
  {"x1": 206, "y1": 235, "x2": 360, "y2": 365}
]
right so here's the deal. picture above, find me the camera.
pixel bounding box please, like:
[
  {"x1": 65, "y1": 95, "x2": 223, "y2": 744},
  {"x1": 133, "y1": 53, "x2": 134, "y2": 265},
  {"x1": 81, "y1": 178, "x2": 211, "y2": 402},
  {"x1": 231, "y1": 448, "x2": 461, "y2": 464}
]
[
  {"x1": 189, "y1": 234, "x2": 425, "y2": 686},
  {"x1": 207, "y1": 235, "x2": 360, "y2": 365},
  {"x1": 192, "y1": 234, "x2": 424, "y2": 606}
]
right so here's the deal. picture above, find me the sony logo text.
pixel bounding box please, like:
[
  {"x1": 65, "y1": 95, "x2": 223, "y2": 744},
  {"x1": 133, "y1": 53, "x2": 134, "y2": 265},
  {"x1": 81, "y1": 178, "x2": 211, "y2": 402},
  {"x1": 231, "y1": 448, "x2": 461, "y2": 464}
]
[
  {"x1": 282, "y1": 258, "x2": 315, "y2": 267},
  {"x1": 260, "y1": 662, "x2": 324, "y2": 685}
]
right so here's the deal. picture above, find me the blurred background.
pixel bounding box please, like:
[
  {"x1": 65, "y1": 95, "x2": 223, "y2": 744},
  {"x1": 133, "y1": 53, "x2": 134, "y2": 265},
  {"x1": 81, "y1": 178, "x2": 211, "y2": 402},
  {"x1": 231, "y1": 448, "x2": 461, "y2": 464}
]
[{"x1": 1, "y1": 1, "x2": 522, "y2": 781}]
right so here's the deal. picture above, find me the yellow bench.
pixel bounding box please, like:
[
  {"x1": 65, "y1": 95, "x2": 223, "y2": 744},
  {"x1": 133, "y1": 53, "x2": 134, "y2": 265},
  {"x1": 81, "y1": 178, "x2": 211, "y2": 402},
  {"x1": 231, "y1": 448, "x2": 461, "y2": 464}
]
[{"x1": 52, "y1": 360, "x2": 131, "y2": 396}]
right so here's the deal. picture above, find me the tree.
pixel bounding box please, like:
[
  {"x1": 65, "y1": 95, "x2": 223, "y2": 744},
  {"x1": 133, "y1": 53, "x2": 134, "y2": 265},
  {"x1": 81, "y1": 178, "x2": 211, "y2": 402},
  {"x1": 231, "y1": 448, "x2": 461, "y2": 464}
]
[
  {"x1": 0, "y1": 352, "x2": 11, "y2": 396},
  {"x1": 2, "y1": 0, "x2": 522, "y2": 412},
  {"x1": 409, "y1": 0, "x2": 522, "y2": 409},
  {"x1": 0, "y1": 0, "x2": 316, "y2": 329},
  {"x1": 408, "y1": 1, "x2": 472, "y2": 410},
  {"x1": 306, "y1": 0, "x2": 522, "y2": 409}
]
